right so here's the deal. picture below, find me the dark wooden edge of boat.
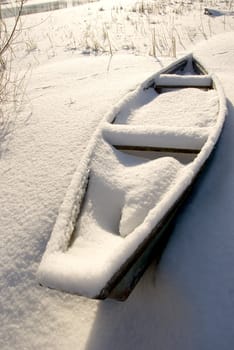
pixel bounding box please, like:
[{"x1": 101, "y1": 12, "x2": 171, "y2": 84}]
[
  {"x1": 68, "y1": 176, "x2": 90, "y2": 248},
  {"x1": 163, "y1": 56, "x2": 207, "y2": 75},
  {"x1": 114, "y1": 145, "x2": 200, "y2": 155},
  {"x1": 96, "y1": 143, "x2": 218, "y2": 301},
  {"x1": 154, "y1": 84, "x2": 213, "y2": 94},
  {"x1": 192, "y1": 58, "x2": 208, "y2": 75}
]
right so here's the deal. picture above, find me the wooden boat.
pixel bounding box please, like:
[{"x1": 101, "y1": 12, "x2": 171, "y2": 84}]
[{"x1": 37, "y1": 54, "x2": 226, "y2": 301}]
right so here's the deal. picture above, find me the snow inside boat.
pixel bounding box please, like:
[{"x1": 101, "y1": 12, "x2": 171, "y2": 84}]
[{"x1": 37, "y1": 54, "x2": 226, "y2": 300}]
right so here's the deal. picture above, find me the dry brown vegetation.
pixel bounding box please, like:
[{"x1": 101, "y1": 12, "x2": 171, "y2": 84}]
[{"x1": 0, "y1": 0, "x2": 26, "y2": 155}]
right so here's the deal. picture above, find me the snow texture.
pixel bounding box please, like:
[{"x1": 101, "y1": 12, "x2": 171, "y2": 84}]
[
  {"x1": 1, "y1": 1, "x2": 234, "y2": 349},
  {"x1": 114, "y1": 87, "x2": 218, "y2": 127},
  {"x1": 119, "y1": 156, "x2": 183, "y2": 237}
]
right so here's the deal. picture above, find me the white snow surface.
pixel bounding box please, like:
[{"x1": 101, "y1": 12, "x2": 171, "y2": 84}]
[
  {"x1": 115, "y1": 87, "x2": 218, "y2": 127},
  {"x1": 1, "y1": 1, "x2": 234, "y2": 349}
]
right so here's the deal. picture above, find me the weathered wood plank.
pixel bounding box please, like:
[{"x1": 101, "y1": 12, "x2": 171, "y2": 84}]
[{"x1": 114, "y1": 144, "x2": 200, "y2": 155}]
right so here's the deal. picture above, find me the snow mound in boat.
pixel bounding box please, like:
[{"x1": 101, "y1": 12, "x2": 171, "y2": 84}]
[
  {"x1": 119, "y1": 157, "x2": 183, "y2": 237},
  {"x1": 37, "y1": 141, "x2": 186, "y2": 296},
  {"x1": 71, "y1": 142, "x2": 184, "y2": 241},
  {"x1": 115, "y1": 88, "x2": 218, "y2": 128}
]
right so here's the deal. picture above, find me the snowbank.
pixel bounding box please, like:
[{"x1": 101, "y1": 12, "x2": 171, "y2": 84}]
[{"x1": 1, "y1": 0, "x2": 234, "y2": 346}]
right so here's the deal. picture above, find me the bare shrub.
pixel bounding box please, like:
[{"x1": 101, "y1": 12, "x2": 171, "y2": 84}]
[{"x1": 0, "y1": 0, "x2": 26, "y2": 156}]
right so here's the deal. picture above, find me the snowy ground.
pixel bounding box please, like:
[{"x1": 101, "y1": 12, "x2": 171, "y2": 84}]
[{"x1": 1, "y1": 0, "x2": 234, "y2": 349}]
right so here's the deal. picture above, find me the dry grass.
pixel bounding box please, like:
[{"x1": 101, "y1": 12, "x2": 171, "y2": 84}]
[
  {"x1": 60, "y1": 0, "x2": 234, "y2": 58},
  {"x1": 10, "y1": 0, "x2": 233, "y2": 65},
  {"x1": 4, "y1": 0, "x2": 234, "y2": 77},
  {"x1": 0, "y1": 0, "x2": 28, "y2": 156}
]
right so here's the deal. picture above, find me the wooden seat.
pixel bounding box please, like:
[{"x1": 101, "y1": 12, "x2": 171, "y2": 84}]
[
  {"x1": 154, "y1": 74, "x2": 213, "y2": 92},
  {"x1": 102, "y1": 123, "x2": 210, "y2": 154}
]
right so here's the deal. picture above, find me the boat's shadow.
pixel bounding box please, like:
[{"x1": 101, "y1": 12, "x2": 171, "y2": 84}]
[{"x1": 84, "y1": 99, "x2": 234, "y2": 350}]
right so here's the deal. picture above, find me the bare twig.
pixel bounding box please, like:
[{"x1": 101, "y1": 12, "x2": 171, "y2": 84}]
[
  {"x1": 0, "y1": 0, "x2": 24, "y2": 57},
  {"x1": 0, "y1": 0, "x2": 27, "y2": 156}
]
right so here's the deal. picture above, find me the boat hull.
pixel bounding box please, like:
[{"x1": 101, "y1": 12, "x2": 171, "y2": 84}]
[{"x1": 37, "y1": 54, "x2": 226, "y2": 301}]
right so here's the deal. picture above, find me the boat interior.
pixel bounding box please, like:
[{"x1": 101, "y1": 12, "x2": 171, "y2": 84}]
[{"x1": 71, "y1": 56, "x2": 219, "y2": 243}]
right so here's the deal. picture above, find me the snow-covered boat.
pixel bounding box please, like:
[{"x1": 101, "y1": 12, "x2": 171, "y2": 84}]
[{"x1": 37, "y1": 54, "x2": 226, "y2": 301}]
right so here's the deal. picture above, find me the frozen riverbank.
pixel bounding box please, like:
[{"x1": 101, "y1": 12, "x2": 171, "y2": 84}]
[{"x1": 1, "y1": 0, "x2": 234, "y2": 348}]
